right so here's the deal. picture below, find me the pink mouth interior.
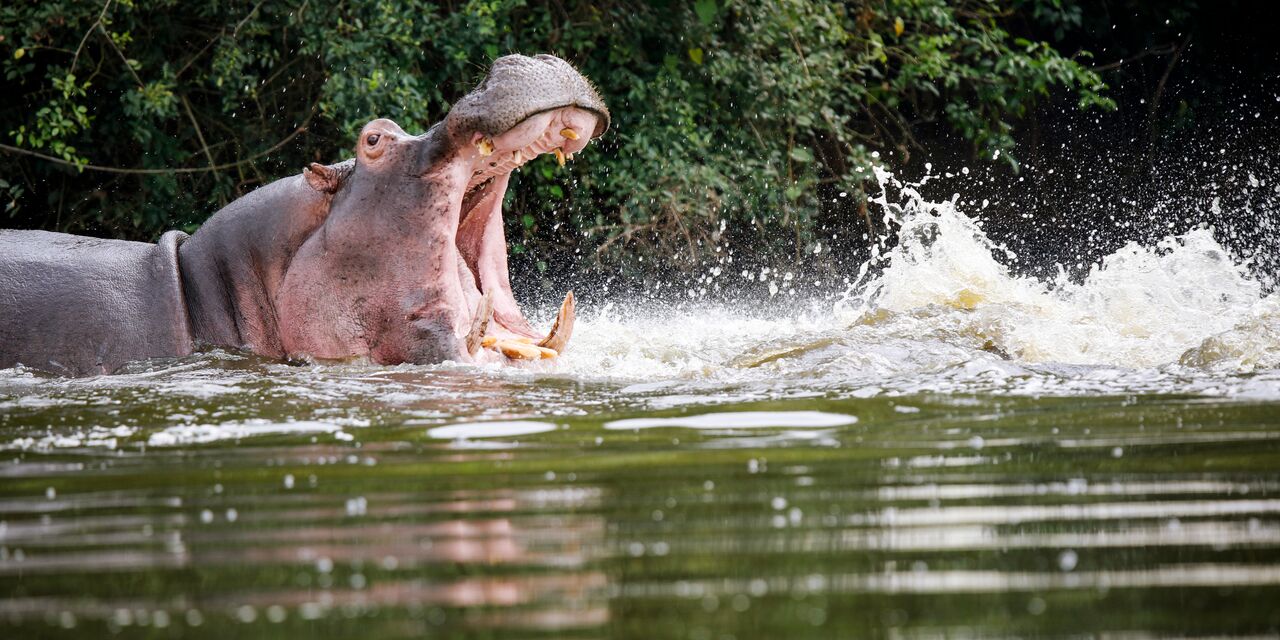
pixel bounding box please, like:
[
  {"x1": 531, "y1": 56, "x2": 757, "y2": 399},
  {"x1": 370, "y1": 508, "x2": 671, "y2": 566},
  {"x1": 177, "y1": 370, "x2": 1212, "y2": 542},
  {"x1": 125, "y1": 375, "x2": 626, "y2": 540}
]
[{"x1": 453, "y1": 106, "x2": 599, "y2": 343}]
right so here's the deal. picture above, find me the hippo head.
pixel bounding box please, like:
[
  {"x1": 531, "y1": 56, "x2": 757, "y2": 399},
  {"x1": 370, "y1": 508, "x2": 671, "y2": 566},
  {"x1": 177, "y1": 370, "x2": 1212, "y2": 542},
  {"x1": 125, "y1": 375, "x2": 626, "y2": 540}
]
[{"x1": 274, "y1": 55, "x2": 608, "y2": 365}]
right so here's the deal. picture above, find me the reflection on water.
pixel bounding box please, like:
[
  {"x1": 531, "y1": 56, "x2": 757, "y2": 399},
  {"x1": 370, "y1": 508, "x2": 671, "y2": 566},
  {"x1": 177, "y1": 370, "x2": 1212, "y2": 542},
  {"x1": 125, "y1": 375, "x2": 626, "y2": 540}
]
[{"x1": 2, "y1": 373, "x2": 1279, "y2": 637}]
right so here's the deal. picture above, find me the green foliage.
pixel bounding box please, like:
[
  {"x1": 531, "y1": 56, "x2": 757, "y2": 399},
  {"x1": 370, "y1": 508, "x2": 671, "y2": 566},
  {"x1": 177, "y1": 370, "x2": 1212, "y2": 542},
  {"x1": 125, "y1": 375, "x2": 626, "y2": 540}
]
[{"x1": 0, "y1": 0, "x2": 1111, "y2": 268}]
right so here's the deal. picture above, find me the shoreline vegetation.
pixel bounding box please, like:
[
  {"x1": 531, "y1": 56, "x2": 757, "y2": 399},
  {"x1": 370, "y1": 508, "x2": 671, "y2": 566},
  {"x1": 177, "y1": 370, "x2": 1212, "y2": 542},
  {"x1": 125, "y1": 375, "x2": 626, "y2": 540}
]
[{"x1": 0, "y1": 0, "x2": 1266, "y2": 283}]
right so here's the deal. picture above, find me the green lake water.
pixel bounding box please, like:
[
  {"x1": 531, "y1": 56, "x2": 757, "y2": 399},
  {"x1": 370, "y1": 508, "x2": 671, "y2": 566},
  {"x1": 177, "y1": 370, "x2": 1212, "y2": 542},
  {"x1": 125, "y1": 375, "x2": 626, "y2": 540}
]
[{"x1": 2, "y1": 353, "x2": 1279, "y2": 638}]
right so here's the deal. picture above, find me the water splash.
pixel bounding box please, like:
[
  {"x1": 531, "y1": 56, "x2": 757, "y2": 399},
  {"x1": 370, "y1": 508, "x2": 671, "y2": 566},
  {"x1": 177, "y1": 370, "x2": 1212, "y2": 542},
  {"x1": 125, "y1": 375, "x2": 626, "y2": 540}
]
[{"x1": 552, "y1": 166, "x2": 1280, "y2": 394}]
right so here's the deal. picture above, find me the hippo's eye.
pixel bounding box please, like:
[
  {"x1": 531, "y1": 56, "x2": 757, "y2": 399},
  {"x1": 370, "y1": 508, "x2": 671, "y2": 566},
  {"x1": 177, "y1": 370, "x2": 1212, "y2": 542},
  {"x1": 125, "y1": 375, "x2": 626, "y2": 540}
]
[{"x1": 365, "y1": 133, "x2": 381, "y2": 146}]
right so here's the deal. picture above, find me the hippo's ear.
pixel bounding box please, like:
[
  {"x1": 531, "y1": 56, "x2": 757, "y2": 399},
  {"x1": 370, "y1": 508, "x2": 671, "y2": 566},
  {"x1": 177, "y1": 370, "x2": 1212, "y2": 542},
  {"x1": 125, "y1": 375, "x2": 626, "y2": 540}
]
[{"x1": 304, "y1": 163, "x2": 345, "y2": 194}]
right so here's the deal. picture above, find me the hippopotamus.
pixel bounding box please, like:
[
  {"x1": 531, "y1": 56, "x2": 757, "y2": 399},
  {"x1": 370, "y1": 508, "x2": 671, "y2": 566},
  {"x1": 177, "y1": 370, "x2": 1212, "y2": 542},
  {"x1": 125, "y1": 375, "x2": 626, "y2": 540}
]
[{"x1": 0, "y1": 54, "x2": 607, "y2": 376}]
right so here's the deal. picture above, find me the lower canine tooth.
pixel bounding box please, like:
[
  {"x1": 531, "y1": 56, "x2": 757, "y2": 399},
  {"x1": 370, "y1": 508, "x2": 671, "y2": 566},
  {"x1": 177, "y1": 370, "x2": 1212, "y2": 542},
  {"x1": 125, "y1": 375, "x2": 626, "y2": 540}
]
[
  {"x1": 465, "y1": 291, "x2": 494, "y2": 355},
  {"x1": 553, "y1": 148, "x2": 565, "y2": 167},
  {"x1": 496, "y1": 340, "x2": 543, "y2": 360},
  {"x1": 537, "y1": 291, "x2": 576, "y2": 353},
  {"x1": 481, "y1": 336, "x2": 497, "y2": 348},
  {"x1": 477, "y1": 138, "x2": 495, "y2": 156}
]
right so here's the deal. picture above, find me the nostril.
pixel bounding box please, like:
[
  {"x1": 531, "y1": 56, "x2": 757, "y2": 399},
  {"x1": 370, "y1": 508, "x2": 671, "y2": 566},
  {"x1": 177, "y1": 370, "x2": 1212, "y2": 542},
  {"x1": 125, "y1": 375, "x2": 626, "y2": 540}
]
[{"x1": 366, "y1": 133, "x2": 381, "y2": 146}]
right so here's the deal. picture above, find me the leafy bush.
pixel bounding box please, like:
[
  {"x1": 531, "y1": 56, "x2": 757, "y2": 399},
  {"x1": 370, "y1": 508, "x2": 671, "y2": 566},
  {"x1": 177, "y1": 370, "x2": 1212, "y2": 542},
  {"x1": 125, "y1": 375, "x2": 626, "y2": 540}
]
[{"x1": 0, "y1": 0, "x2": 1111, "y2": 272}]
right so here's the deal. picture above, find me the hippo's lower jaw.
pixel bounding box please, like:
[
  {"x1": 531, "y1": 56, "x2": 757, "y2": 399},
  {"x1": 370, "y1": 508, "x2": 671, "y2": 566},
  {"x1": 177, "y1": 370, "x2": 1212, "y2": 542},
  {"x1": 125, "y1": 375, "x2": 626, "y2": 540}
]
[{"x1": 450, "y1": 105, "x2": 600, "y2": 362}]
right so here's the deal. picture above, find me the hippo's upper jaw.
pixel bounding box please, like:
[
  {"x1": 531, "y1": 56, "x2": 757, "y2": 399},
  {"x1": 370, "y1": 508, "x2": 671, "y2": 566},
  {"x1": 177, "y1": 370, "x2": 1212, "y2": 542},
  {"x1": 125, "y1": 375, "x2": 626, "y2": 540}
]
[{"x1": 268, "y1": 54, "x2": 608, "y2": 367}]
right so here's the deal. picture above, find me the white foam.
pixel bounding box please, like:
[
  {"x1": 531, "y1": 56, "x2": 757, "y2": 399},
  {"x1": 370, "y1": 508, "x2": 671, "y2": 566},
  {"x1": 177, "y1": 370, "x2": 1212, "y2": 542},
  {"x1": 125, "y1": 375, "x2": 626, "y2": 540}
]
[
  {"x1": 604, "y1": 411, "x2": 858, "y2": 430},
  {"x1": 427, "y1": 421, "x2": 559, "y2": 440},
  {"x1": 147, "y1": 420, "x2": 345, "y2": 447},
  {"x1": 1, "y1": 426, "x2": 136, "y2": 451},
  {"x1": 526, "y1": 167, "x2": 1280, "y2": 397}
]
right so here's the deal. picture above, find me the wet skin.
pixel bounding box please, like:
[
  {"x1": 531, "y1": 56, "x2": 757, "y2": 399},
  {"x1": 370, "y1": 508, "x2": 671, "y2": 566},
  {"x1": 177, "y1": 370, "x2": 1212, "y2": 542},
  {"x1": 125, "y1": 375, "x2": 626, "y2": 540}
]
[{"x1": 0, "y1": 54, "x2": 608, "y2": 376}]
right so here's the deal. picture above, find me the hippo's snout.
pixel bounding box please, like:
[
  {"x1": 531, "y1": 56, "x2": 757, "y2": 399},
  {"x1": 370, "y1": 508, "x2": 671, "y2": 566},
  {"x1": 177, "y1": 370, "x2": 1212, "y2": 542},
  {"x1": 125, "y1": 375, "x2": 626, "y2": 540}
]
[{"x1": 446, "y1": 54, "x2": 609, "y2": 143}]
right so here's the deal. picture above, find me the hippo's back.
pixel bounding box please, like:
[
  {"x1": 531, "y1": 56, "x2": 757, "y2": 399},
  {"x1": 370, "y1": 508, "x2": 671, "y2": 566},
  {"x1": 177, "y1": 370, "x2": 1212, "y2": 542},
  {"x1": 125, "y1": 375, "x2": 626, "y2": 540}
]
[{"x1": 0, "y1": 229, "x2": 195, "y2": 376}]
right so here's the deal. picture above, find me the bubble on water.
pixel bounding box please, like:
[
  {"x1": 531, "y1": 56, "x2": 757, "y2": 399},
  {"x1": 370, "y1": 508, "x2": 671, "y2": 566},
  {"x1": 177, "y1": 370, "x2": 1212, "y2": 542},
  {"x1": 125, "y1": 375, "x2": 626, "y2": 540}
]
[
  {"x1": 345, "y1": 496, "x2": 367, "y2": 517},
  {"x1": 1058, "y1": 549, "x2": 1079, "y2": 571},
  {"x1": 1027, "y1": 597, "x2": 1047, "y2": 615}
]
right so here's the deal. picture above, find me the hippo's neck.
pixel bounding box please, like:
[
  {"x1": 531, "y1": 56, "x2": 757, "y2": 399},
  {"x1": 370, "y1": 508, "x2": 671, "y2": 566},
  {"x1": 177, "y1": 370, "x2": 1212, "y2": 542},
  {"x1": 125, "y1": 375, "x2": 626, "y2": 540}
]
[{"x1": 178, "y1": 174, "x2": 331, "y2": 357}]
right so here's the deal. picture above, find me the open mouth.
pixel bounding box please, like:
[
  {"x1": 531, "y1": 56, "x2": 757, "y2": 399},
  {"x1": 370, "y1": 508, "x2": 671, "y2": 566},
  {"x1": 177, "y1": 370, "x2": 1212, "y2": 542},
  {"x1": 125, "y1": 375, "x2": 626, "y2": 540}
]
[{"x1": 452, "y1": 105, "x2": 600, "y2": 362}]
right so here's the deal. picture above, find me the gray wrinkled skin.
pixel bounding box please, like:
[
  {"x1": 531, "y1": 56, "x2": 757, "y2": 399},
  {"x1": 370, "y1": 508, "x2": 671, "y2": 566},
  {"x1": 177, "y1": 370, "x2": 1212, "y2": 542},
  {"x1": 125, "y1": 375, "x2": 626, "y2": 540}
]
[
  {"x1": 0, "y1": 230, "x2": 193, "y2": 376},
  {"x1": 0, "y1": 54, "x2": 604, "y2": 376}
]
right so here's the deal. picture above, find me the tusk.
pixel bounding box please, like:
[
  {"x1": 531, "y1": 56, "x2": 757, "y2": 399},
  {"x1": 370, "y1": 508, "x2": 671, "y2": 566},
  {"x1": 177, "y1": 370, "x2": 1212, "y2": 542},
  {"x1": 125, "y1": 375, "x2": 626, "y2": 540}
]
[
  {"x1": 477, "y1": 138, "x2": 495, "y2": 156},
  {"x1": 465, "y1": 291, "x2": 493, "y2": 355},
  {"x1": 553, "y1": 147, "x2": 565, "y2": 167},
  {"x1": 537, "y1": 291, "x2": 575, "y2": 353},
  {"x1": 496, "y1": 340, "x2": 544, "y2": 360},
  {"x1": 481, "y1": 336, "x2": 497, "y2": 348},
  {"x1": 560, "y1": 128, "x2": 580, "y2": 140}
]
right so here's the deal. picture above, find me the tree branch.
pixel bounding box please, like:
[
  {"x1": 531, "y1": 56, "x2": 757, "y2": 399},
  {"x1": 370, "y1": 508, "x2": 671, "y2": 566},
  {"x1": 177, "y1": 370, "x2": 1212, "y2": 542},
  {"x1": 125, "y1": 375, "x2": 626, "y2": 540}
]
[
  {"x1": 1091, "y1": 43, "x2": 1178, "y2": 72},
  {"x1": 70, "y1": 0, "x2": 114, "y2": 76},
  {"x1": 1148, "y1": 34, "x2": 1191, "y2": 132},
  {"x1": 181, "y1": 94, "x2": 218, "y2": 175},
  {"x1": 98, "y1": 23, "x2": 143, "y2": 88},
  {"x1": 0, "y1": 105, "x2": 317, "y2": 175}
]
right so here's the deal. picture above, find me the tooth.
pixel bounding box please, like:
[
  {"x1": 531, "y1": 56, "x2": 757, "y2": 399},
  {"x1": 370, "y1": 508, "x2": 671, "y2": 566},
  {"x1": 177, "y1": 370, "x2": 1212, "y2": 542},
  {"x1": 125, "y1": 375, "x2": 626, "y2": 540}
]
[
  {"x1": 476, "y1": 138, "x2": 495, "y2": 156},
  {"x1": 495, "y1": 340, "x2": 543, "y2": 360},
  {"x1": 553, "y1": 148, "x2": 565, "y2": 167},
  {"x1": 464, "y1": 291, "x2": 493, "y2": 355},
  {"x1": 481, "y1": 336, "x2": 497, "y2": 348},
  {"x1": 513, "y1": 149, "x2": 522, "y2": 163},
  {"x1": 560, "y1": 128, "x2": 580, "y2": 140},
  {"x1": 537, "y1": 291, "x2": 575, "y2": 353}
]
